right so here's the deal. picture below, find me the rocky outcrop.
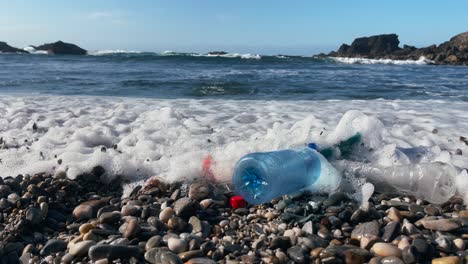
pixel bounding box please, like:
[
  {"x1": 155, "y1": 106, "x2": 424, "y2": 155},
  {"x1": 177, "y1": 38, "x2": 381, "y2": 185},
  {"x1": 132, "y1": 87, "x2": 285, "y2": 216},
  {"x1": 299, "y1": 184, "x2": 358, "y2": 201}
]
[
  {"x1": 321, "y1": 32, "x2": 468, "y2": 66},
  {"x1": 35, "y1": 41, "x2": 87, "y2": 55},
  {"x1": 207, "y1": 51, "x2": 228, "y2": 56},
  {"x1": 0, "y1": 42, "x2": 28, "y2": 53}
]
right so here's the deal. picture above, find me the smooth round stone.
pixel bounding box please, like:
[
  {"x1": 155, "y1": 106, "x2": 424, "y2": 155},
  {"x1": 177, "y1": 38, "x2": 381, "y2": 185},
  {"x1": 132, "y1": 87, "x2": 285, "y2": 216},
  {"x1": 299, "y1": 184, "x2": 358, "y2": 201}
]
[
  {"x1": 287, "y1": 245, "x2": 307, "y2": 263},
  {"x1": 61, "y1": 253, "x2": 74, "y2": 264},
  {"x1": 432, "y1": 256, "x2": 461, "y2": 264},
  {"x1": 398, "y1": 237, "x2": 410, "y2": 250},
  {"x1": 73, "y1": 205, "x2": 93, "y2": 219},
  {"x1": 188, "y1": 181, "x2": 214, "y2": 201},
  {"x1": 372, "y1": 243, "x2": 402, "y2": 258},
  {"x1": 83, "y1": 231, "x2": 101, "y2": 242},
  {"x1": 69, "y1": 241, "x2": 96, "y2": 257},
  {"x1": 7, "y1": 193, "x2": 20, "y2": 204},
  {"x1": 145, "y1": 236, "x2": 162, "y2": 250},
  {"x1": 160, "y1": 207, "x2": 175, "y2": 223},
  {"x1": 121, "y1": 205, "x2": 139, "y2": 216},
  {"x1": 219, "y1": 220, "x2": 230, "y2": 228},
  {"x1": 26, "y1": 207, "x2": 43, "y2": 225},
  {"x1": 88, "y1": 244, "x2": 141, "y2": 261},
  {"x1": 387, "y1": 207, "x2": 401, "y2": 222},
  {"x1": 178, "y1": 250, "x2": 204, "y2": 262},
  {"x1": 168, "y1": 217, "x2": 188, "y2": 233},
  {"x1": 453, "y1": 238, "x2": 465, "y2": 251},
  {"x1": 421, "y1": 219, "x2": 461, "y2": 231},
  {"x1": 123, "y1": 218, "x2": 140, "y2": 238},
  {"x1": 199, "y1": 199, "x2": 213, "y2": 209},
  {"x1": 79, "y1": 223, "x2": 96, "y2": 234},
  {"x1": 40, "y1": 239, "x2": 67, "y2": 256},
  {"x1": 189, "y1": 216, "x2": 202, "y2": 233},
  {"x1": 173, "y1": 197, "x2": 198, "y2": 218},
  {"x1": 39, "y1": 202, "x2": 48, "y2": 219},
  {"x1": 99, "y1": 211, "x2": 121, "y2": 224},
  {"x1": 185, "y1": 258, "x2": 216, "y2": 264},
  {"x1": 145, "y1": 248, "x2": 184, "y2": 264},
  {"x1": 265, "y1": 212, "x2": 275, "y2": 220},
  {"x1": 168, "y1": 238, "x2": 188, "y2": 254},
  {"x1": 381, "y1": 256, "x2": 404, "y2": 264},
  {"x1": 351, "y1": 221, "x2": 380, "y2": 240}
]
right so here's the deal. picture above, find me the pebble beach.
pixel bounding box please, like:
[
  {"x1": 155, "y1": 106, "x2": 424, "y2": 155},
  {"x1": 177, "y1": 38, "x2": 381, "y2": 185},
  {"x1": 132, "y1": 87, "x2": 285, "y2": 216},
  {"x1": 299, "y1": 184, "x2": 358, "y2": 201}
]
[{"x1": 0, "y1": 167, "x2": 466, "y2": 264}]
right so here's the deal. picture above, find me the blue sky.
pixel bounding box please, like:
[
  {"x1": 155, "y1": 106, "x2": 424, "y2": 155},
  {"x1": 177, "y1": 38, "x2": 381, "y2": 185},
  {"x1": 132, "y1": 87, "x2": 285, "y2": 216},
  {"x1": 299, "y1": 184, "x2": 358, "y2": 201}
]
[{"x1": 1, "y1": 0, "x2": 467, "y2": 55}]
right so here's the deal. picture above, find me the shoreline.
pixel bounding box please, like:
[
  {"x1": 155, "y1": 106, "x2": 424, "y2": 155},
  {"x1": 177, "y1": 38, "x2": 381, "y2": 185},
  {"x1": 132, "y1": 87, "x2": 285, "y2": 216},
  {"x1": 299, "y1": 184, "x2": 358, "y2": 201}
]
[{"x1": 1, "y1": 171, "x2": 466, "y2": 263}]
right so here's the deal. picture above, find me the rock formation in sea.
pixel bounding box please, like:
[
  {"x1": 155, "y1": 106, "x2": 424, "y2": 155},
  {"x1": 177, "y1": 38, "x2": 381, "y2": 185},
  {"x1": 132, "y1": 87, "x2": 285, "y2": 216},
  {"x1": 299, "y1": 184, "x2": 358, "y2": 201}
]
[
  {"x1": 320, "y1": 31, "x2": 468, "y2": 65},
  {"x1": 0, "y1": 41, "x2": 28, "y2": 53},
  {"x1": 35, "y1": 41, "x2": 87, "y2": 55}
]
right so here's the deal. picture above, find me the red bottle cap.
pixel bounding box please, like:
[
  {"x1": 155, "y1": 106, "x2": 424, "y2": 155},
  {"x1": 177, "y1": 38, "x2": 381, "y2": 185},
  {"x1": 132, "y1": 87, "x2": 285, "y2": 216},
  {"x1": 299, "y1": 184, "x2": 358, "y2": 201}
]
[{"x1": 230, "y1": 196, "x2": 247, "y2": 209}]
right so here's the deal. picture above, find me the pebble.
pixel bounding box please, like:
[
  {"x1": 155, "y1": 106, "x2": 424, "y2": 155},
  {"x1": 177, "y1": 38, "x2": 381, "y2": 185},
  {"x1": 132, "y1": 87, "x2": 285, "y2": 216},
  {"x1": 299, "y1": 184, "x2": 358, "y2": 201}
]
[
  {"x1": 270, "y1": 236, "x2": 292, "y2": 250},
  {"x1": 302, "y1": 221, "x2": 314, "y2": 235},
  {"x1": 173, "y1": 197, "x2": 198, "y2": 218},
  {"x1": 351, "y1": 221, "x2": 380, "y2": 240},
  {"x1": 145, "y1": 248, "x2": 183, "y2": 264},
  {"x1": 323, "y1": 192, "x2": 349, "y2": 206},
  {"x1": 381, "y1": 256, "x2": 404, "y2": 264},
  {"x1": 459, "y1": 210, "x2": 468, "y2": 218},
  {"x1": 168, "y1": 217, "x2": 188, "y2": 232},
  {"x1": 73, "y1": 205, "x2": 93, "y2": 219},
  {"x1": 122, "y1": 217, "x2": 140, "y2": 238},
  {"x1": 188, "y1": 181, "x2": 214, "y2": 201},
  {"x1": 69, "y1": 241, "x2": 96, "y2": 257},
  {"x1": 88, "y1": 244, "x2": 141, "y2": 261},
  {"x1": 185, "y1": 258, "x2": 216, "y2": 264},
  {"x1": 189, "y1": 216, "x2": 202, "y2": 233},
  {"x1": 387, "y1": 207, "x2": 401, "y2": 222},
  {"x1": 372, "y1": 243, "x2": 402, "y2": 258},
  {"x1": 160, "y1": 207, "x2": 175, "y2": 222},
  {"x1": 146, "y1": 235, "x2": 162, "y2": 250},
  {"x1": 287, "y1": 246, "x2": 307, "y2": 263},
  {"x1": 168, "y1": 238, "x2": 188, "y2": 254},
  {"x1": 99, "y1": 211, "x2": 121, "y2": 224},
  {"x1": 121, "y1": 204, "x2": 139, "y2": 216},
  {"x1": 178, "y1": 250, "x2": 204, "y2": 261},
  {"x1": 453, "y1": 238, "x2": 465, "y2": 251},
  {"x1": 79, "y1": 223, "x2": 96, "y2": 234},
  {"x1": 431, "y1": 256, "x2": 461, "y2": 264},
  {"x1": 25, "y1": 207, "x2": 43, "y2": 225},
  {"x1": 344, "y1": 248, "x2": 373, "y2": 264},
  {"x1": 382, "y1": 221, "x2": 400, "y2": 242},
  {"x1": 40, "y1": 239, "x2": 67, "y2": 256},
  {"x1": 421, "y1": 219, "x2": 461, "y2": 231}
]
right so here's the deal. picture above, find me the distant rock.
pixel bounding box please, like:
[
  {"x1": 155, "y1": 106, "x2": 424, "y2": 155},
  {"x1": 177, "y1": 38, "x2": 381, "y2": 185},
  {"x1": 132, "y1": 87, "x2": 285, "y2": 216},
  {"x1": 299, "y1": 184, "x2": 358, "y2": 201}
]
[
  {"x1": 0, "y1": 41, "x2": 28, "y2": 53},
  {"x1": 35, "y1": 41, "x2": 87, "y2": 55},
  {"x1": 207, "y1": 51, "x2": 228, "y2": 56},
  {"x1": 321, "y1": 31, "x2": 468, "y2": 66}
]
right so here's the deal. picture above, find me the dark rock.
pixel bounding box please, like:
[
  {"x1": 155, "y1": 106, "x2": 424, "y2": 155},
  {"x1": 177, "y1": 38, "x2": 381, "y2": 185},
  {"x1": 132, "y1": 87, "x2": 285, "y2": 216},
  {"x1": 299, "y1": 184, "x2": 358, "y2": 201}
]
[
  {"x1": 25, "y1": 208, "x2": 42, "y2": 225},
  {"x1": 207, "y1": 51, "x2": 228, "y2": 56},
  {"x1": 40, "y1": 239, "x2": 67, "y2": 256},
  {"x1": 270, "y1": 236, "x2": 292, "y2": 250},
  {"x1": 35, "y1": 41, "x2": 87, "y2": 55},
  {"x1": 351, "y1": 221, "x2": 380, "y2": 240},
  {"x1": 320, "y1": 31, "x2": 468, "y2": 65},
  {"x1": 145, "y1": 248, "x2": 183, "y2": 264},
  {"x1": 343, "y1": 248, "x2": 372, "y2": 264},
  {"x1": 88, "y1": 244, "x2": 141, "y2": 261},
  {"x1": 323, "y1": 192, "x2": 350, "y2": 206},
  {"x1": 287, "y1": 246, "x2": 308, "y2": 264},
  {"x1": 382, "y1": 221, "x2": 400, "y2": 242},
  {"x1": 98, "y1": 211, "x2": 121, "y2": 224},
  {"x1": 173, "y1": 197, "x2": 198, "y2": 218},
  {"x1": 0, "y1": 42, "x2": 28, "y2": 53}
]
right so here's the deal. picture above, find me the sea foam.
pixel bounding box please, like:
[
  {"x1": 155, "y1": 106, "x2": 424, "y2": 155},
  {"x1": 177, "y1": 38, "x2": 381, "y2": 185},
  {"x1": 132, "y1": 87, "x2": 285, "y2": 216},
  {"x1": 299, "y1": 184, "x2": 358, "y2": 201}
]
[
  {"x1": 0, "y1": 96, "x2": 467, "y2": 199},
  {"x1": 331, "y1": 56, "x2": 432, "y2": 65}
]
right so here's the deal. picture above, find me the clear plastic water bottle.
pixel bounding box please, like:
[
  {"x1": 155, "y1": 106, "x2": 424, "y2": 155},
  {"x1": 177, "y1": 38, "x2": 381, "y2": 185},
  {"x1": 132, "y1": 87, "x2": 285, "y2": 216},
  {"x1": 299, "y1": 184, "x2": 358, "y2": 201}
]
[
  {"x1": 232, "y1": 148, "x2": 342, "y2": 204},
  {"x1": 335, "y1": 161, "x2": 459, "y2": 204}
]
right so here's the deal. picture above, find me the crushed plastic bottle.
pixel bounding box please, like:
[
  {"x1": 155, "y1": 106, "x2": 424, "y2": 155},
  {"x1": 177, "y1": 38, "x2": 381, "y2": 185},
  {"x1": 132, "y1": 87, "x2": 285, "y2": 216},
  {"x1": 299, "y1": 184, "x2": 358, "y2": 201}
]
[
  {"x1": 232, "y1": 148, "x2": 342, "y2": 204},
  {"x1": 335, "y1": 160, "x2": 459, "y2": 204}
]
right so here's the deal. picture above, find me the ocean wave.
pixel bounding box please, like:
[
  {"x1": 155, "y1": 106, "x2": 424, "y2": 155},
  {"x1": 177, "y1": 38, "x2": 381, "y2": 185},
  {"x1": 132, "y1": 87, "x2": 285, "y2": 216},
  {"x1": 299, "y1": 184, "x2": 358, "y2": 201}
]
[
  {"x1": 23, "y1": 46, "x2": 49, "y2": 55},
  {"x1": 88, "y1": 49, "x2": 143, "y2": 56},
  {"x1": 88, "y1": 50, "x2": 262, "y2": 59},
  {"x1": 331, "y1": 56, "x2": 433, "y2": 65}
]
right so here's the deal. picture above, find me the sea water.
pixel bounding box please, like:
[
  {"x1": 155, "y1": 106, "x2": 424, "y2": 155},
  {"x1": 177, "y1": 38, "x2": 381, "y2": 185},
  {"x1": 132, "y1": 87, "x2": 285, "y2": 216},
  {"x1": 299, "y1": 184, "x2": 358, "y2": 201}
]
[{"x1": 0, "y1": 52, "x2": 467, "y2": 199}]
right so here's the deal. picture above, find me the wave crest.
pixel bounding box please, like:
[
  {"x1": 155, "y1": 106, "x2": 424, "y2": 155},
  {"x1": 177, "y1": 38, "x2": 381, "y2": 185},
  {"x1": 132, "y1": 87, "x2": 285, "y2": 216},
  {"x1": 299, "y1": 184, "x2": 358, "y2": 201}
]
[{"x1": 331, "y1": 56, "x2": 433, "y2": 65}]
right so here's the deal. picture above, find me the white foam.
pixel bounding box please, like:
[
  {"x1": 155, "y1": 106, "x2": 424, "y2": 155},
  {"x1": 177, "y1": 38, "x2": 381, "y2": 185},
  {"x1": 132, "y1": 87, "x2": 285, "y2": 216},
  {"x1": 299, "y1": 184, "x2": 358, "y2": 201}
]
[
  {"x1": 89, "y1": 50, "x2": 142, "y2": 56},
  {"x1": 23, "y1": 46, "x2": 49, "y2": 55},
  {"x1": 331, "y1": 56, "x2": 432, "y2": 65},
  {"x1": 0, "y1": 95, "x2": 467, "y2": 199}
]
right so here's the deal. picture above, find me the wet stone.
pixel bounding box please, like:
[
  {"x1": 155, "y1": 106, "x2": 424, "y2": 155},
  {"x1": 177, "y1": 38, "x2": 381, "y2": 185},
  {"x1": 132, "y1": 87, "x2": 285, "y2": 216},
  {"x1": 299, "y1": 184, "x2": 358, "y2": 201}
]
[
  {"x1": 421, "y1": 218, "x2": 461, "y2": 231},
  {"x1": 323, "y1": 192, "x2": 350, "y2": 206},
  {"x1": 188, "y1": 181, "x2": 214, "y2": 201},
  {"x1": 287, "y1": 245, "x2": 308, "y2": 264},
  {"x1": 173, "y1": 197, "x2": 198, "y2": 218},
  {"x1": 168, "y1": 238, "x2": 188, "y2": 254},
  {"x1": 25, "y1": 207, "x2": 43, "y2": 225},
  {"x1": 371, "y1": 243, "x2": 402, "y2": 258},
  {"x1": 382, "y1": 221, "x2": 401, "y2": 242},
  {"x1": 351, "y1": 221, "x2": 380, "y2": 240},
  {"x1": 178, "y1": 250, "x2": 204, "y2": 262},
  {"x1": 381, "y1": 256, "x2": 404, "y2": 264},
  {"x1": 69, "y1": 240, "x2": 96, "y2": 257}
]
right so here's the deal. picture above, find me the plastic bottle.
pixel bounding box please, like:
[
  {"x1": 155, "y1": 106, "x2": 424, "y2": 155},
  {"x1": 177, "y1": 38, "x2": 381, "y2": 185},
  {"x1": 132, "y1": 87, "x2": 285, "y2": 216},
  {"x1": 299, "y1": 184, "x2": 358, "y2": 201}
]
[
  {"x1": 334, "y1": 160, "x2": 459, "y2": 204},
  {"x1": 232, "y1": 148, "x2": 342, "y2": 204}
]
